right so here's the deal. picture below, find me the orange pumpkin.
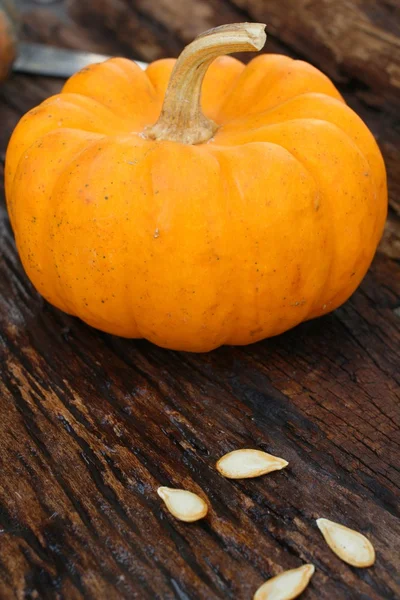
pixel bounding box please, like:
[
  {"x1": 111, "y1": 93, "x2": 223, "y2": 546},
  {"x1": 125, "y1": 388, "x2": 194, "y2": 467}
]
[{"x1": 5, "y1": 23, "x2": 387, "y2": 351}]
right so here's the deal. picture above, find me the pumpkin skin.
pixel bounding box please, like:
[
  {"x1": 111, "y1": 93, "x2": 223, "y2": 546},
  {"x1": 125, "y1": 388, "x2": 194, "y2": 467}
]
[{"x1": 5, "y1": 50, "x2": 387, "y2": 351}]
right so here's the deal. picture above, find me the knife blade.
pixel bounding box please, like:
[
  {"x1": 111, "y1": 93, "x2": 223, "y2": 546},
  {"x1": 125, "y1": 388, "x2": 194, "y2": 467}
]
[{"x1": 13, "y1": 41, "x2": 148, "y2": 78}]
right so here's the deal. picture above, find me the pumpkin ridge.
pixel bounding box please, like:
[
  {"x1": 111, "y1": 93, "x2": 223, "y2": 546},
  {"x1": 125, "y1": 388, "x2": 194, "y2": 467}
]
[
  {"x1": 8, "y1": 126, "x2": 107, "y2": 199},
  {"x1": 62, "y1": 60, "x2": 158, "y2": 123},
  {"x1": 216, "y1": 114, "x2": 377, "y2": 200},
  {"x1": 46, "y1": 135, "x2": 164, "y2": 336},
  {"x1": 47, "y1": 93, "x2": 132, "y2": 133},
  {"x1": 238, "y1": 134, "x2": 333, "y2": 323},
  {"x1": 217, "y1": 117, "x2": 380, "y2": 318},
  {"x1": 207, "y1": 141, "x2": 327, "y2": 342},
  {"x1": 61, "y1": 87, "x2": 126, "y2": 120},
  {"x1": 256, "y1": 118, "x2": 380, "y2": 315},
  {"x1": 12, "y1": 130, "x2": 104, "y2": 312},
  {"x1": 247, "y1": 59, "x2": 343, "y2": 115},
  {"x1": 215, "y1": 92, "x2": 346, "y2": 133},
  {"x1": 211, "y1": 148, "x2": 247, "y2": 344},
  {"x1": 216, "y1": 54, "x2": 294, "y2": 122},
  {"x1": 215, "y1": 94, "x2": 386, "y2": 234},
  {"x1": 256, "y1": 116, "x2": 379, "y2": 209},
  {"x1": 200, "y1": 56, "x2": 246, "y2": 123},
  {"x1": 221, "y1": 116, "x2": 373, "y2": 170},
  {"x1": 105, "y1": 57, "x2": 158, "y2": 98},
  {"x1": 5, "y1": 96, "x2": 129, "y2": 197},
  {"x1": 217, "y1": 56, "x2": 342, "y2": 123},
  {"x1": 45, "y1": 133, "x2": 110, "y2": 314}
]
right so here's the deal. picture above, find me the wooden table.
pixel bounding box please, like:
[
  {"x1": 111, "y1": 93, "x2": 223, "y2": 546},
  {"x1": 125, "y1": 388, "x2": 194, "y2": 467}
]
[{"x1": 1, "y1": 2, "x2": 399, "y2": 598}]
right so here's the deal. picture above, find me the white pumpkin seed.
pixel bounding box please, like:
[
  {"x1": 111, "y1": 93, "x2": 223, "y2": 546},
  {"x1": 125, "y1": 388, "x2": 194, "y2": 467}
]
[
  {"x1": 157, "y1": 487, "x2": 208, "y2": 522},
  {"x1": 216, "y1": 449, "x2": 288, "y2": 479},
  {"x1": 253, "y1": 564, "x2": 315, "y2": 600},
  {"x1": 316, "y1": 518, "x2": 375, "y2": 567}
]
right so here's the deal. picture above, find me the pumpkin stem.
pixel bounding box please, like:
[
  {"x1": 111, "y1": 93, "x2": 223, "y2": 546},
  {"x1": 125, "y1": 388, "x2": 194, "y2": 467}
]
[{"x1": 145, "y1": 23, "x2": 266, "y2": 145}]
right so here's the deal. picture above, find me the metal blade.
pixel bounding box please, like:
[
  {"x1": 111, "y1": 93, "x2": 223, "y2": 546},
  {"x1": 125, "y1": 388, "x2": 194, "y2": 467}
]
[{"x1": 13, "y1": 42, "x2": 148, "y2": 78}]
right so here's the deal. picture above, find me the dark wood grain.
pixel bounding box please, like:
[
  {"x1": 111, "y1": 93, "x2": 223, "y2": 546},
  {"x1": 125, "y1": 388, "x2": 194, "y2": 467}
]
[
  {"x1": 69, "y1": 0, "x2": 400, "y2": 111},
  {"x1": 1, "y1": 1, "x2": 400, "y2": 598}
]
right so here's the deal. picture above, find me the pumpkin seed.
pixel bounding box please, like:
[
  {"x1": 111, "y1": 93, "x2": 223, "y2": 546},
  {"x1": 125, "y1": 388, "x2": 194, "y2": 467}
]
[
  {"x1": 253, "y1": 564, "x2": 315, "y2": 600},
  {"x1": 216, "y1": 449, "x2": 288, "y2": 479},
  {"x1": 316, "y1": 518, "x2": 375, "y2": 567},
  {"x1": 157, "y1": 486, "x2": 208, "y2": 522}
]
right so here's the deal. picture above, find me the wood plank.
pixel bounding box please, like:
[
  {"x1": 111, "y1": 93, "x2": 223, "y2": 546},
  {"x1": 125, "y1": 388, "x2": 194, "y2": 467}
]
[
  {"x1": 69, "y1": 0, "x2": 400, "y2": 113},
  {"x1": 0, "y1": 2, "x2": 399, "y2": 598}
]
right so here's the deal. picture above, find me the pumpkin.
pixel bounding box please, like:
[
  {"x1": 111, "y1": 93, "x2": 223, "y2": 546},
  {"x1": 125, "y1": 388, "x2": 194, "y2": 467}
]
[
  {"x1": 0, "y1": 0, "x2": 19, "y2": 81},
  {"x1": 5, "y1": 23, "x2": 387, "y2": 352}
]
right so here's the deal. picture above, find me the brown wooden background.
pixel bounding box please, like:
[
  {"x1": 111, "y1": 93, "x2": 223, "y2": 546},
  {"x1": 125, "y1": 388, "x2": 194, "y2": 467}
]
[{"x1": 0, "y1": 1, "x2": 399, "y2": 598}]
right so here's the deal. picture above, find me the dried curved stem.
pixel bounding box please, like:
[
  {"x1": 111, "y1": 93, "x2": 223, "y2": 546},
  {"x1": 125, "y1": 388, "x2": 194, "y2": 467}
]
[{"x1": 145, "y1": 22, "x2": 266, "y2": 145}]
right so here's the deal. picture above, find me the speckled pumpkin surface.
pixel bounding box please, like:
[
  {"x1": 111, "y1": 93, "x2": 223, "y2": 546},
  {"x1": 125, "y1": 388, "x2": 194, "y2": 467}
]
[{"x1": 5, "y1": 24, "x2": 387, "y2": 351}]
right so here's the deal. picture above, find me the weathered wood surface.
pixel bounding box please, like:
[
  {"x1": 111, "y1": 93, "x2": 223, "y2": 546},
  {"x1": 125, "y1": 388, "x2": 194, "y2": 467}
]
[
  {"x1": 0, "y1": 1, "x2": 400, "y2": 598},
  {"x1": 69, "y1": 0, "x2": 400, "y2": 112}
]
